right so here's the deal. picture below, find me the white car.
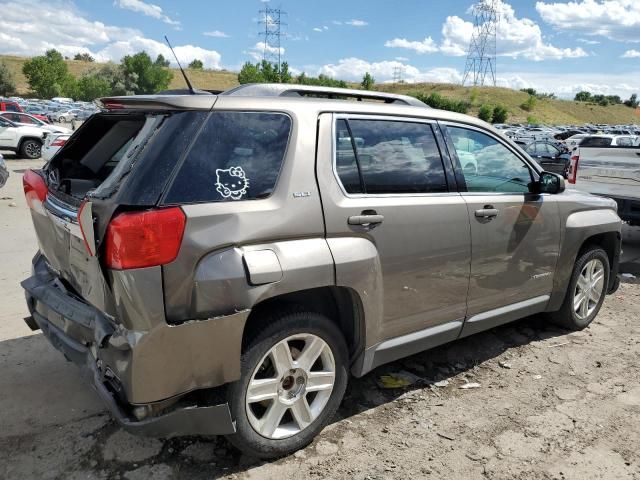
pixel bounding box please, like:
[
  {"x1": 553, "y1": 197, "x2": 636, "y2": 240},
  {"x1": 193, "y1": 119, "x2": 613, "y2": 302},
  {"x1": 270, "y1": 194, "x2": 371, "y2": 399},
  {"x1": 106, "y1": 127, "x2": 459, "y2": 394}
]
[
  {"x1": 41, "y1": 133, "x2": 70, "y2": 161},
  {"x1": 0, "y1": 116, "x2": 44, "y2": 159},
  {"x1": 53, "y1": 111, "x2": 76, "y2": 123},
  {"x1": 0, "y1": 112, "x2": 72, "y2": 134}
]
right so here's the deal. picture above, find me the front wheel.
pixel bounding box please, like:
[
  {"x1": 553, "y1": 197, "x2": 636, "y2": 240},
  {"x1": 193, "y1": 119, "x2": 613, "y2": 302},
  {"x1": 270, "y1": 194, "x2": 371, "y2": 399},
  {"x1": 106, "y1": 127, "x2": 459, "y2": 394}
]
[
  {"x1": 226, "y1": 310, "x2": 348, "y2": 459},
  {"x1": 20, "y1": 139, "x2": 42, "y2": 159},
  {"x1": 550, "y1": 246, "x2": 610, "y2": 330}
]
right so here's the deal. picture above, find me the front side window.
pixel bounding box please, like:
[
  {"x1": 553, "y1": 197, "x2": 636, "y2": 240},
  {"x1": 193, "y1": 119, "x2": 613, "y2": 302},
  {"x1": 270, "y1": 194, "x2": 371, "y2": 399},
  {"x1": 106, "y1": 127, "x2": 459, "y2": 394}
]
[
  {"x1": 335, "y1": 118, "x2": 448, "y2": 194},
  {"x1": 448, "y1": 126, "x2": 532, "y2": 193},
  {"x1": 165, "y1": 111, "x2": 291, "y2": 204}
]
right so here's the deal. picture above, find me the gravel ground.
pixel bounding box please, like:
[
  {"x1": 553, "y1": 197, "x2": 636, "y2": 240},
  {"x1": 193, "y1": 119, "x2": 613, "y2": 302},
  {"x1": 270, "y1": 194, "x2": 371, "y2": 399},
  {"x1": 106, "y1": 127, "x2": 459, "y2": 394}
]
[{"x1": 1, "y1": 157, "x2": 639, "y2": 480}]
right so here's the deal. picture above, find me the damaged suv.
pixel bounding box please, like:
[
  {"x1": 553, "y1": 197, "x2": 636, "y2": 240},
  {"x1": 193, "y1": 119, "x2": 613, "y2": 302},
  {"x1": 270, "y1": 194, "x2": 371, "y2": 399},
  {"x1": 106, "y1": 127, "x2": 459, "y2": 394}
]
[{"x1": 22, "y1": 84, "x2": 621, "y2": 459}]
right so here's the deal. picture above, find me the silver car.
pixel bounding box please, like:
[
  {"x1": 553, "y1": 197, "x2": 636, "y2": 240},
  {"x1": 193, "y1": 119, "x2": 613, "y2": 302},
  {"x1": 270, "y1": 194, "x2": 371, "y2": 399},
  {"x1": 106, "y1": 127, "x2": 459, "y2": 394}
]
[{"x1": 21, "y1": 84, "x2": 621, "y2": 459}]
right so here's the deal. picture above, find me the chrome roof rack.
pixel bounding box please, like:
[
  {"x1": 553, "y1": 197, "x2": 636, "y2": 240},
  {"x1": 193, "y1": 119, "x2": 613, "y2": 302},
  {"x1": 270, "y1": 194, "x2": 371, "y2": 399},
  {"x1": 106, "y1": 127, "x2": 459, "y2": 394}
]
[{"x1": 221, "y1": 83, "x2": 428, "y2": 107}]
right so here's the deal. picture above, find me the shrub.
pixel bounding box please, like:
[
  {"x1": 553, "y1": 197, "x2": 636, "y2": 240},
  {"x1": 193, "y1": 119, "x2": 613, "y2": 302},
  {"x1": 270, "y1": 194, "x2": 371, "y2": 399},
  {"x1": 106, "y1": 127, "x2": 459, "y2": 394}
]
[
  {"x1": 521, "y1": 94, "x2": 537, "y2": 112},
  {"x1": 414, "y1": 92, "x2": 471, "y2": 114},
  {"x1": 478, "y1": 104, "x2": 493, "y2": 122},
  {"x1": 492, "y1": 105, "x2": 509, "y2": 123}
]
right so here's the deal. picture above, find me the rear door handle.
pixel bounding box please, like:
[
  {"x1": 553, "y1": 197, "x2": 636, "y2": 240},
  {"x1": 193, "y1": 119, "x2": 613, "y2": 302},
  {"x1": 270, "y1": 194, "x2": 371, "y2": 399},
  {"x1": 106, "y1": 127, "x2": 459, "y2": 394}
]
[
  {"x1": 474, "y1": 207, "x2": 499, "y2": 219},
  {"x1": 348, "y1": 214, "x2": 384, "y2": 226}
]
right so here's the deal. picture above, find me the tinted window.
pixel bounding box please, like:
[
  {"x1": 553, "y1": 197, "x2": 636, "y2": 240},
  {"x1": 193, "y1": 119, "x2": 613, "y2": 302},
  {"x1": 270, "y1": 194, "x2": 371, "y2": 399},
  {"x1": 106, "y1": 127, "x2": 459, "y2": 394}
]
[
  {"x1": 336, "y1": 119, "x2": 448, "y2": 194},
  {"x1": 5, "y1": 103, "x2": 20, "y2": 112},
  {"x1": 580, "y1": 137, "x2": 612, "y2": 147},
  {"x1": 615, "y1": 137, "x2": 633, "y2": 147},
  {"x1": 448, "y1": 126, "x2": 532, "y2": 193},
  {"x1": 165, "y1": 111, "x2": 291, "y2": 204}
]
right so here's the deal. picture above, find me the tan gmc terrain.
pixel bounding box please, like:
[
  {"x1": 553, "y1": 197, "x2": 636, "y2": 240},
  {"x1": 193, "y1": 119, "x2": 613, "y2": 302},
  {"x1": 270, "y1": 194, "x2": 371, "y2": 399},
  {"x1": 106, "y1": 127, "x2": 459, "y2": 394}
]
[{"x1": 21, "y1": 84, "x2": 621, "y2": 459}]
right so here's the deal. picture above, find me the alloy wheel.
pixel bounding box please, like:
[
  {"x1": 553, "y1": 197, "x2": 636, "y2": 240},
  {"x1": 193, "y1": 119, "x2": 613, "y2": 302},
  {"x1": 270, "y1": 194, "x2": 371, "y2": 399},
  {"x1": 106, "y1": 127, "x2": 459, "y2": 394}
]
[
  {"x1": 245, "y1": 334, "x2": 335, "y2": 439},
  {"x1": 573, "y1": 258, "x2": 605, "y2": 320}
]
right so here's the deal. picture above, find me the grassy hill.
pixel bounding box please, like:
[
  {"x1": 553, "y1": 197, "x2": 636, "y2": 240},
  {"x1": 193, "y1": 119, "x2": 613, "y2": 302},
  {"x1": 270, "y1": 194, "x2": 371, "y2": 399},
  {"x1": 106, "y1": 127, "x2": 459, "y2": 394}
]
[{"x1": 4, "y1": 54, "x2": 639, "y2": 124}]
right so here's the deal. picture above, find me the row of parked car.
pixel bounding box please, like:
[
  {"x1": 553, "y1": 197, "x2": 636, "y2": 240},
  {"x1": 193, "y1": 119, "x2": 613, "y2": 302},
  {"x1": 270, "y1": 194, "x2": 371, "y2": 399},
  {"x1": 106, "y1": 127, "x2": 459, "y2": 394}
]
[{"x1": 3, "y1": 96, "x2": 99, "y2": 123}]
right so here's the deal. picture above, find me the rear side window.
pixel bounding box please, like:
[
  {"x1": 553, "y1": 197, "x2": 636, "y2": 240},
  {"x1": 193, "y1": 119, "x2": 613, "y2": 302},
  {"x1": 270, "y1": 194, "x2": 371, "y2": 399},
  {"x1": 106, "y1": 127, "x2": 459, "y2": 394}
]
[
  {"x1": 580, "y1": 137, "x2": 612, "y2": 147},
  {"x1": 335, "y1": 118, "x2": 448, "y2": 194},
  {"x1": 165, "y1": 111, "x2": 291, "y2": 204}
]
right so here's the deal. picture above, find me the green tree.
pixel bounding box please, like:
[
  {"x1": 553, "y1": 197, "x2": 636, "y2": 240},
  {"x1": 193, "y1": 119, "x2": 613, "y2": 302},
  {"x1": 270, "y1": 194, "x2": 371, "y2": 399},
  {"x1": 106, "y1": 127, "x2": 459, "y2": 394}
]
[
  {"x1": 121, "y1": 52, "x2": 173, "y2": 94},
  {"x1": 492, "y1": 105, "x2": 509, "y2": 123},
  {"x1": 188, "y1": 59, "x2": 204, "y2": 70},
  {"x1": 73, "y1": 72, "x2": 112, "y2": 101},
  {"x1": 22, "y1": 49, "x2": 76, "y2": 98},
  {"x1": 361, "y1": 72, "x2": 375, "y2": 90},
  {"x1": 0, "y1": 61, "x2": 16, "y2": 96},
  {"x1": 238, "y1": 61, "x2": 264, "y2": 84},
  {"x1": 624, "y1": 93, "x2": 639, "y2": 108},
  {"x1": 520, "y1": 94, "x2": 537, "y2": 112},
  {"x1": 478, "y1": 104, "x2": 493, "y2": 122},
  {"x1": 574, "y1": 91, "x2": 591, "y2": 102},
  {"x1": 74, "y1": 52, "x2": 95, "y2": 62},
  {"x1": 278, "y1": 61, "x2": 292, "y2": 83},
  {"x1": 520, "y1": 88, "x2": 537, "y2": 96},
  {"x1": 154, "y1": 54, "x2": 170, "y2": 67}
]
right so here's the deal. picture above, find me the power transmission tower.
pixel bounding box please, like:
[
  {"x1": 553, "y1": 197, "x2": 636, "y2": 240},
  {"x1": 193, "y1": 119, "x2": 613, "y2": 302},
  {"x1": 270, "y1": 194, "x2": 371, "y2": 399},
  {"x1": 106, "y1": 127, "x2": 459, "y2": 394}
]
[
  {"x1": 461, "y1": 0, "x2": 498, "y2": 87},
  {"x1": 392, "y1": 66, "x2": 405, "y2": 85},
  {"x1": 258, "y1": 6, "x2": 286, "y2": 78}
]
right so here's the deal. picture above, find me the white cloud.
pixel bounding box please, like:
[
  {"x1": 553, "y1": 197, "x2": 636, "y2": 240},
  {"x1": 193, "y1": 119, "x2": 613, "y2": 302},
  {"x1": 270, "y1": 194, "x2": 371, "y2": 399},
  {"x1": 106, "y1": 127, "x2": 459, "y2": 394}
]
[
  {"x1": 317, "y1": 57, "x2": 461, "y2": 84},
  {"x1": 536, "y1": 0, "x2": 640, "y2": 42},
  {"x1": 440, "y1": 0, "x2": 588, "y2": 60},
  {"x1": 0, "y1": 0, "x2": 222, "y2": 68},
  {"x1": 114, "y1": 0, "x2": 179, "y2": 27},
  {"x1": 246, "y1": 42, "x2": 285, "y2": 61},
  {"x1": 384, "y1": 37, "x2": 438, "y2": 54},
  {"x1": 203, "y1": 30, "x2": 229, "y2": 38},
  {"x1": 345, "y1": 19, "x2": 368, "y2": 27},
  {"x1": 622, "y1": 49, "x2": 640, "y2": 58},
  {"x1": 395, "y1": 56, "x2": 409, "y2": 61},
  {"x1": 577, "y1": 38, "x2": 601, "y2": 45},
  {"x1": 313, "y1": 26, "x2": 329, "y2": 33}
]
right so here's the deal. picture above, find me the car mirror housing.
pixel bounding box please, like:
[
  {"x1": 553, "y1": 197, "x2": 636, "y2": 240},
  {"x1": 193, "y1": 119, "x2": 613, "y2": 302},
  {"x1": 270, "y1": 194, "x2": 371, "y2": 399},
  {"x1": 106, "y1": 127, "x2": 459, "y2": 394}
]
[{"x1": 532, "y1": 171, "x2": 565, "y2": 194}]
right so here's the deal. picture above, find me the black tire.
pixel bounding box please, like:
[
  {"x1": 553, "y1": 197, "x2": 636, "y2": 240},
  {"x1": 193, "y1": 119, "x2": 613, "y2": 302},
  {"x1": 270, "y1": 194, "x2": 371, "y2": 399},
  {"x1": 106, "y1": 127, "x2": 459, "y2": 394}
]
[
  {"x1": 225, "y1": 309, "x2": 349, "y2": 459},
  {"x1": 550, "y1": 246, "x2": 610, "y2": 330},
  {"x1": 20, "y1": 139, "x2": 42, "y2": 159}
]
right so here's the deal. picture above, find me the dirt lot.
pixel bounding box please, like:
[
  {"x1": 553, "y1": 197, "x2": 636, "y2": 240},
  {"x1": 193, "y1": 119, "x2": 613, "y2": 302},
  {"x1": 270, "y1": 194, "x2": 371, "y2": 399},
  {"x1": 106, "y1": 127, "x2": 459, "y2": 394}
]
[{"x1": 1, "y1": 157, "x2": 639, "y2": 480}]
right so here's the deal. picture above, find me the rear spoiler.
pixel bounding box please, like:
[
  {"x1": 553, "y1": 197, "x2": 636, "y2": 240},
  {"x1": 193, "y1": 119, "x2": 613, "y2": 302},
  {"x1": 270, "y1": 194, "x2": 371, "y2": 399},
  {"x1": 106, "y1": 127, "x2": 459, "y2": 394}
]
[{"x1": 97, "y1": 94, "x2": 217, "y2": 111}]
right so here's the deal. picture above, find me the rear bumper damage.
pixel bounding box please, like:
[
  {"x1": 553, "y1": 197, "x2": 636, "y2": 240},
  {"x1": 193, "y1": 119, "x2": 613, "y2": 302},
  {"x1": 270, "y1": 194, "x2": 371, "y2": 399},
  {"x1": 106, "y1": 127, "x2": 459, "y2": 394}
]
[{"x1": 21, "y1": 254, "x2": 247, "y2": 437}]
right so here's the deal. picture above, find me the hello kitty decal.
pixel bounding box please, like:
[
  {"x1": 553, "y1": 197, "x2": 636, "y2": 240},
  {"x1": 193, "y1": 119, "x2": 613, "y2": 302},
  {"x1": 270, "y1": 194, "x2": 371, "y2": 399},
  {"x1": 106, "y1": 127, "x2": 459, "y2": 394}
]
[{"x1": 215, "y1": 166, "x2": 249, "y2": 200}]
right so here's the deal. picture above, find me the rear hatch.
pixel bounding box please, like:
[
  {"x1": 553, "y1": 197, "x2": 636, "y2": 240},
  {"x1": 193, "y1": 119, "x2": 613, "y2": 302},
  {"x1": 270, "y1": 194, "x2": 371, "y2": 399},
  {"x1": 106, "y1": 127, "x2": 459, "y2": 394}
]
[
  {"x1": 576, "y1": 147, "x2": 640, "y2": 197},
  {"x1": 25, "y1": 106, "x2": 210, "y2": 313}
]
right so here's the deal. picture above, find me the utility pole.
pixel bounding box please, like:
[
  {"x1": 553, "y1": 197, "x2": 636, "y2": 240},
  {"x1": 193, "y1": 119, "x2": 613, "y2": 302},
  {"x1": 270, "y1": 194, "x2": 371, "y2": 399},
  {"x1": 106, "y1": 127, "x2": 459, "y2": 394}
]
[
  {"x1": 392, "y1": 66, "x2": 405, "y2": 86},
  {"x1": 462, "y1": 0, "x2": 498, "y2": 87}
]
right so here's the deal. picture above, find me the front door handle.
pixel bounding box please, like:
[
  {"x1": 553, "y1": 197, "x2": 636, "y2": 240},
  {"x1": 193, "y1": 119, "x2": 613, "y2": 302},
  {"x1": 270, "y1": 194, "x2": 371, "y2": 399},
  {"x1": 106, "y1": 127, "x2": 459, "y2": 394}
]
[
  {"x1": 348, "y1": 213, "x2": 384, "y2": 226},
  {"x1": 474, "y1": 207, "x2": 499, "y2": 219}
]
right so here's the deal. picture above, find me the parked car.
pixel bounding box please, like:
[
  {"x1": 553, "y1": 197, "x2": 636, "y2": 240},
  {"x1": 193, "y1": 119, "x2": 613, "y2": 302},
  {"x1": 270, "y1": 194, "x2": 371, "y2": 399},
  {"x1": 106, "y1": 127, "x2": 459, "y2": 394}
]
[
  {"x1": 0, "y1": 112, "x2": 71, "y2": 134},
  {"x1": 564, "y1": 133, "x2": 590, "y2": 151},
  {"x1": 22, "y1": 105, "x2": 51, "y2": 123},
  {"x1": 0, "y1": 100, "x2": 24, "y2": 113},
  {"x1": 52, "y1": 110, "x2": 76, "y2": 123},
  {"x1": 41, "y1": 133, "x2": 70, "y2": 161},
  {"x1": 21, "y1": 84, "x2": 622, "y2": 459},
  {"x1": 522, "y1": 140, "x2": 571, "y2": 177},
  {"x1": 0, "y1": 116, "x2": 44, "y2": 158},
  {"x1": 0, "y1": 154, "x2": 8, "y2": 188}
]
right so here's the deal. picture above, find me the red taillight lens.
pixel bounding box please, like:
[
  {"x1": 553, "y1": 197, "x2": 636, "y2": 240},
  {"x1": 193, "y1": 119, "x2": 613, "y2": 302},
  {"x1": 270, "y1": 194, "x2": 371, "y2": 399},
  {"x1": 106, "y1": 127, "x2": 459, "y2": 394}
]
[
  {"x1": 104, "y1": 207, "x2": 186, "y2": 270},
  {"x1": 23, "y1": 169, "x2": 48, "y2": 210},
  {"x1": 51, "y1": 138, "x2": 67, "y2": 147},
  {"x1": 568, "y1": 155, "x2": 579, "y2": 184}
]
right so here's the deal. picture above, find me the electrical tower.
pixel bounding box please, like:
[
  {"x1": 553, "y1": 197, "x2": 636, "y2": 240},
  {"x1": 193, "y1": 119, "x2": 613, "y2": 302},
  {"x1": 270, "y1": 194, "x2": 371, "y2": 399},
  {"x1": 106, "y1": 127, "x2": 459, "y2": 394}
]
[
  {"x1": 258, "y1": 6, "x2": 286, "y2": 76},
  {"x1": 461, "y1": 0, "x2": 498, "y2": 87},
  {"x1": 392, "y1": 66, "x2": 405, "y2": 85}
]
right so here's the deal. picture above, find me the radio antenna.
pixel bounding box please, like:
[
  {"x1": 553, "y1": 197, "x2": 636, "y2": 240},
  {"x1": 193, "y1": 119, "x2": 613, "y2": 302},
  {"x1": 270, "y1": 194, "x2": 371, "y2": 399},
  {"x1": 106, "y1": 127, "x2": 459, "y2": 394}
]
[{"x1": 164, "y1": 35, "x2": 195, "y2": 94}]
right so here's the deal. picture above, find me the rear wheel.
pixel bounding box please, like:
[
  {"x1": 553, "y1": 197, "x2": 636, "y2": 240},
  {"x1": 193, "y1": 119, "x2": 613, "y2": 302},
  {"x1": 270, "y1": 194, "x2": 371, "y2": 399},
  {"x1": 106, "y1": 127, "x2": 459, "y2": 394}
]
[
  {"x1": 551, "y1": 246, "x2": 609, "y2": 330},
  {"x1": 20, "y1": 139, "x2": 42, "y2": 159},
  {"x1": 226, "y1": 310, "x2": 348, "y2": 459}
]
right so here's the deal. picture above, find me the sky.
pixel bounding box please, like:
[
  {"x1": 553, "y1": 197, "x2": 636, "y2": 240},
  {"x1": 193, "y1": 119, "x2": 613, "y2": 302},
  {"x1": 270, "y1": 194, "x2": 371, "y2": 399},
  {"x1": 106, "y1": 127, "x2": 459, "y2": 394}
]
[{"x1": 1, "y1": 0, "x2": 639, "y2": 98}]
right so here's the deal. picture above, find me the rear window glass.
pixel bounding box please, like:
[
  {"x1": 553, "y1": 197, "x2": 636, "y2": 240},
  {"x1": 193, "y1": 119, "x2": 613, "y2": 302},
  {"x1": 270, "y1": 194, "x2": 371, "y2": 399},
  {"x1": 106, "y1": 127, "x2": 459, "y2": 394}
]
[{"x1": 165, "y1": 111, "x2": 291, "y2": 204}]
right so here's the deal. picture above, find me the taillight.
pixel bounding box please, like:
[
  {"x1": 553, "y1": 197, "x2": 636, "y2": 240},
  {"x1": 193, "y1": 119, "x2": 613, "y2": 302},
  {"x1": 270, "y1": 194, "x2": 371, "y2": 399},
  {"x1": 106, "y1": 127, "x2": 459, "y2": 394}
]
[
  {"x1": 23, "y1": 169, "x2": 48, "y2": 212},
  {"x1": 51, "y1": 138, "x2": 67, "y2": 147},
  {"x1": 568, "y1": 154, "x2": 579, "y2": 184},
  {"x1": 104, "y1": 207, "x2": 186, "y2": 270}
]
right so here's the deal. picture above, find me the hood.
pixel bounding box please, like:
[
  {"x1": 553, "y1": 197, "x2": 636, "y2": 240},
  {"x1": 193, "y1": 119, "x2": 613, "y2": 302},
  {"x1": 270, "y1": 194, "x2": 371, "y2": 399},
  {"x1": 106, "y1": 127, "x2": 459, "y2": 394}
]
[{"x1": 564, "y1": 188, "x2": 618, "y2": 210}]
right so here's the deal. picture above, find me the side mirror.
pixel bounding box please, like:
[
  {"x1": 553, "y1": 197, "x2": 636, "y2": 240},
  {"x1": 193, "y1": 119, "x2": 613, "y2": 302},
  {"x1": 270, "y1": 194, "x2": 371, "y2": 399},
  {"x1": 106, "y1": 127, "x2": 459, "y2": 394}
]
[{"x1": 532, "y1": 171, "x2": 565, "y2": 194}]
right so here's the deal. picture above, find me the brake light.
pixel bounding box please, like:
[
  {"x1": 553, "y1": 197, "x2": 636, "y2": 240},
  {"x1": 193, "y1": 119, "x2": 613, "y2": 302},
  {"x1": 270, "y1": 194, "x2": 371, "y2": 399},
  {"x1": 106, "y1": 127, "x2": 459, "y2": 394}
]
[
  {"x1": 23, "y1": 170, "x2": 48, "y2": 212},
  {"x1": 104, "y1": 207, "x2": 186, "y2": 270},
  {"x1": 568, "y1": 154, "x2": 579, "y2": 184},
  {"x1": 51, "y1": 137, "x2": 67, "y2": 147}
]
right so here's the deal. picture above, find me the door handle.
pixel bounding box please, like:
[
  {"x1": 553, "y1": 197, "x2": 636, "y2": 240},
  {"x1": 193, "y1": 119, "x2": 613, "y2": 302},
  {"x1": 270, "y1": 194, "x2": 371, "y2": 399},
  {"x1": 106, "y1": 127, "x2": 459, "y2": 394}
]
[
  {"x1": 474, "y1": 207, "x2": 499, "y2": 219},
  {"x1": 348, "y1": 213, "x2": 384, "y2": 226}
]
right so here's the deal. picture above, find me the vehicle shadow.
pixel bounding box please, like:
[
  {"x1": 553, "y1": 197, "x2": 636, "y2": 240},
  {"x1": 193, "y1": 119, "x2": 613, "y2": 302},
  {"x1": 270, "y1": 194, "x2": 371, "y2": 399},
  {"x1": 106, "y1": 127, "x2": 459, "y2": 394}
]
[{"x1": 0, "y1": 312, "x2": 572, "y2": 479}]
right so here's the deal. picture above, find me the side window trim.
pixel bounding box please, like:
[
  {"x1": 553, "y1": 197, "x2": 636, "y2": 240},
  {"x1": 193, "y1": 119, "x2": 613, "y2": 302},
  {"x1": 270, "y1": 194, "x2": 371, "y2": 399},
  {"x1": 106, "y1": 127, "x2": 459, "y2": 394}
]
[
  {"x1": 439, "y1": 121, "x2": 540, "y2": 194},
  {"x1": 331, "y1": 114, "x2": 458, "y2": 198}
]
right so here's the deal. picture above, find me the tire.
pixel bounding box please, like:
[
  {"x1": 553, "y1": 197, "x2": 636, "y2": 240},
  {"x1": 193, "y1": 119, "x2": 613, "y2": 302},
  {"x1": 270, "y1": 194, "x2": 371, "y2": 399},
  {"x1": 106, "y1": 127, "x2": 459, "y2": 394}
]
[
  {"x1": 225, "y1": 309, "x2": 349, "y2": 459},
  {"x1": 20, "y1": 139, "x2": 42, "y2": 159},
  {"x1": 550, "y1": 246, "x2": 610, "y2": 330}
]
